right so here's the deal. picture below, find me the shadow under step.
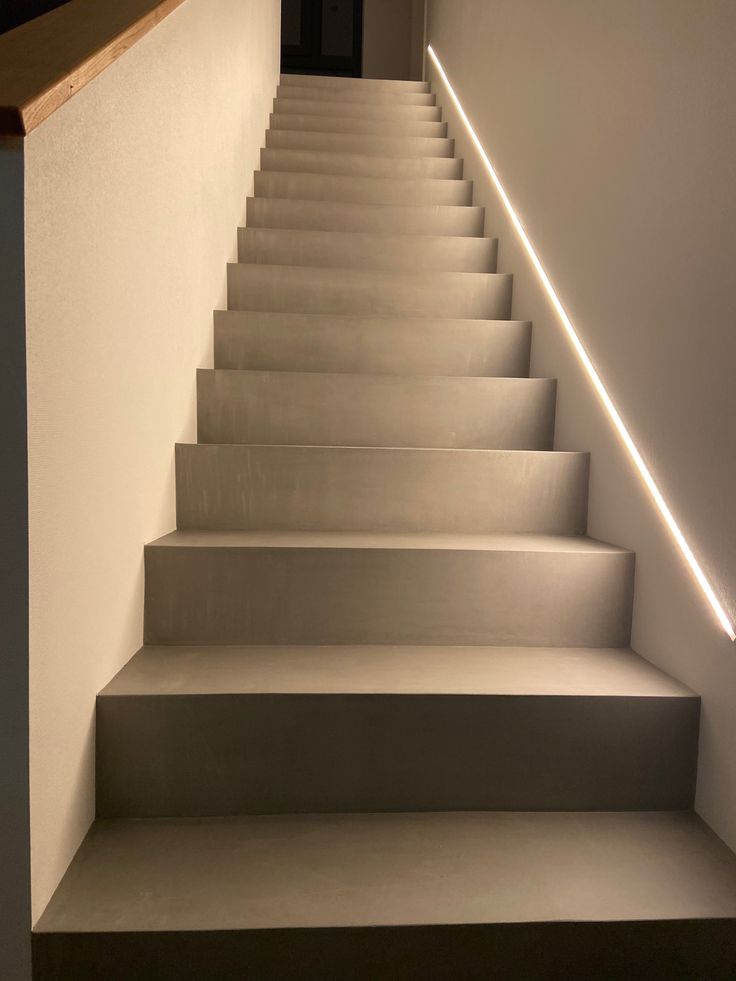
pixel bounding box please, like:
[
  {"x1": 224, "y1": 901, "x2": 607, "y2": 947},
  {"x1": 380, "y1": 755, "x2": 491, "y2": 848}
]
[
  {"x1": 196, "y1": 370, "x2": 554, "y2": 449},
  {"x1": 260, "y1": 147, "x2": 463, "y2": 179},
  {"x1": 237, "y1": 227, "x2": 497, "y2": 273},
  {"x1": 213, "y1": 311, "x2": 531, "y2": 376},
  {"x1": 175, "y1": 444, "x2": 588, "y2": 534},
  {"x1": 254, "y1": 169, "x2": 471, "y2": 205},
  {"x1": 280, "y1": 73, "x2": 430, "y2": 93},
  {"x1": 226, "y1": 264, "x2": 510, "y2": 318},
  {"x1": 143, "y1": 530, "x2": 633, "y2": 647},
  {"x1": 34, "y1": 812, "x2": 736, "y2": 980},
  {"x1": 276, "y1": 82, "x2": 437, "y2": 106},
  {"x1": 265, "y1": 128, "x2": 454, "y2": 158},
  {"x1": 270, "y1": 112, "x2": 447, "y2": 139},
  {"x1": 96, "y1": 645, "x2": 697, "y2": 817},
  {"x1": 273, "y1": 97, "x2": 442, "y2": 122},
  {"x1": 245, "y1": 198, "x2": 484, "y2": 236}
]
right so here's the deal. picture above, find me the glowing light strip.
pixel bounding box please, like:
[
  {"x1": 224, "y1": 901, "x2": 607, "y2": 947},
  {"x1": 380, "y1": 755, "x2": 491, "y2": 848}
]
[{"x1": 428, "y1": 43, "x2": 735, "y2": 642}]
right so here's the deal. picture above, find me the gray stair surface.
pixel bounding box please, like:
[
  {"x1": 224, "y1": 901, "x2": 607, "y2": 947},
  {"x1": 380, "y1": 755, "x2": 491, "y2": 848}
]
[
  {"x1": 270, "y1": 112, "x2": 448, "y2": 138},
  {"x1": 175, "y1": 444, "x2": 588, "y2": 533},
  {"x1": 96, "y1": 645, "x2": 697, "y2": 816},
  {"x1": 280, "y1": 73, "x2": 430, "y2": 92},
  {"x1": 33, "y1": 812, "x2": 736, "y2": 980},
  {"x1": 143, "y1": 531, "x2": 634, "y2": 647},
  {"x1": 254, "y1": 168, "x2": 472, "y2": 204},
  {"x1": 276, "y1": 83, "x2": 437, "y2": 106},
  {"x1": 212, "y1": 311, "x2": 531, "y2": 376},
  {"x1": 260, "y1": 146, "x2": 463, "y2": 179},
  {"x1": 265, "y1": 128, "x2": 455, "y2": 157},
  {"x1": 273, "y1": 97, "x2": 443, "y2": 122},
  {"x1": 196, "y1": 370, "x2": 554, "y2": 448},
  {"x1": 34, "y1": 71, "x2": 736, "y2": 981},
  {"x1": 237, "y1": 227, "x2": 497, "y2": 272},
  {"x1": 227, "y1": 264, "x2": 511, "y2": 318},
  {"x1": 245, "y1": 197, "x2": 484, "y2": 236}
]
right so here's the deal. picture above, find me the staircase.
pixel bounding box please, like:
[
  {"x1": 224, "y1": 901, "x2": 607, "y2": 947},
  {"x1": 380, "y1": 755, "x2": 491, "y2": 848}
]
[{"x1": 33, "y1": 73, "x2": 736, "y2": 980}]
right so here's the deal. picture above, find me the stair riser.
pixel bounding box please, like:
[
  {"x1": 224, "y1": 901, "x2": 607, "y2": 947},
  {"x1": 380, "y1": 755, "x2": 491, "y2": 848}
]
[
  {"x1": 33, "y1": 920, "x2": 736, "y2": 981},
  {"x1": 260, "y1": 148, "x2": 463, "y2": 179},
  {"x1": 226, "y1": 265, "x2": 511, "y2": 319},
  {"x1": 281, "y1": 74, "x2": 430, "y2": 93},
  {"x1": 97, "y1": 691, "x2": 697, "y2": 817},
  {"x1": 143, "y1": 545, "x2": 634, "y2": 646},
  {"x1": 246, "y1": 198, "x2": 484, "y2": 236},
  {"x1": 276, "y1": 84, "x2": 437, "y2": 106},
  {"x1": 270, "y1": 113, "x2": 448, "y2": 138},
  {"x1": 175, "y1": 445, "x2": 588, "y2": 533},
  {"x1": 255, "y1": 170, "x2": 472, "y2": 206},
  {"x1": 237, "y1": 228, "x2": 497, "y2": 274},
  {"x1": 274, "y1": 98, "x2": 442, "y2": 122},
  {"x1": 265, "y1": 129, "x2": 455, "y2": 158},
  {"x1": 213, "y1": 312, "x2": 531, "y2": 377},
  {"x1": 196, "y1": 371, "x2": 554, "y2": 449}
]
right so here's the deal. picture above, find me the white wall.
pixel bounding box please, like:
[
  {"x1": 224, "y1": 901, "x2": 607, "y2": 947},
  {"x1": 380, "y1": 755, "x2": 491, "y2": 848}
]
[
  {"x1": 24, "y1": 0, "x2": 279, "y2": 921},
  {"x1": 427, "y1": 0, "x2": 736, "y2": 847},
  {"x1": 363, "y1": 0, "x2": 425, "y2": 80}
]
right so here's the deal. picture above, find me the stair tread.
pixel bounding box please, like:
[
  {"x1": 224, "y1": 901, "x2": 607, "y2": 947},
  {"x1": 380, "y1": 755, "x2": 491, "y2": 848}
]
[
  {"x1": 148, "y1": 529, "x2": 629, "y2": 554},
  {"x1": 215, "y1": 310, "x2": 527, "y2": 329},
  {"x1": 102, "y1": 645, "x2": 693, "y2": 698},
  {"x1": 180, "y1": 442, "x2": 583, "y2": 457},
  {"x1": 227, "y1": 262, "x2": 506, "y2": 282},
  {"x1": 35, "y1": 811, "x2": 736, "y2": 934}
]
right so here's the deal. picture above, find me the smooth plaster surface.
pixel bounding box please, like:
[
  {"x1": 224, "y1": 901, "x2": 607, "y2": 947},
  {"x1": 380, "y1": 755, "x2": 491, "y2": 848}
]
[
  {"x1": 362, "y1": 0, "x2": 425, "y2": 82},
  {"x1": 426, "y1": 0, "x2": 736, "y2": 853},
  {"x1": 24, "y1": 0, "x2": 279, "y2": 921}
]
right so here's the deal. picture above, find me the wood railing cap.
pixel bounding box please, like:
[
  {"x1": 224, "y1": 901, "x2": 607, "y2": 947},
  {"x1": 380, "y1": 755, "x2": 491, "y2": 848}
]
[{"x1": 0, "y1": 0, "x2": 187, "y2": 137}]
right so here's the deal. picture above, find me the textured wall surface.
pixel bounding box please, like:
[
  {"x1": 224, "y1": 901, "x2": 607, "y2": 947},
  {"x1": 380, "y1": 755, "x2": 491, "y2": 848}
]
[
  {"x1": 427, "y1": 0, "x2": 736, "y2": 847},
  {"x1": 25, "y1": 0, "x2": 279, "y2": 920}
]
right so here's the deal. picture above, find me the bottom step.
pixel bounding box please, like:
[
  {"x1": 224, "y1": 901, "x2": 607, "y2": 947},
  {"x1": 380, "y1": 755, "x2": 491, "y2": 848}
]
[{"x1": 34, "y1": 811, "x2": 736, "y2": 980}]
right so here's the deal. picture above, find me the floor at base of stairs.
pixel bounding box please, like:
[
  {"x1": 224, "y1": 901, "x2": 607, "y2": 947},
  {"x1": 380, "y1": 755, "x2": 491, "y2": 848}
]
[{"x1": 33, "y1": 811, "x2": 736, "y2": 979}]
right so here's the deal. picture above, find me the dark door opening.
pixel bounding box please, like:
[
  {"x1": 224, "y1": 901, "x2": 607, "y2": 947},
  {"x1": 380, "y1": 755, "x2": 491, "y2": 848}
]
[{"x1": 281, "y1": 0, "x2": 363, "y2": 78}]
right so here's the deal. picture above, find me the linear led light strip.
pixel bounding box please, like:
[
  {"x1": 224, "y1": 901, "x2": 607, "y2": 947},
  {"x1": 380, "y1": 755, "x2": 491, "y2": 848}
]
[{"x1": 427, "y1": 43, "x2": 735, "y2": 642}]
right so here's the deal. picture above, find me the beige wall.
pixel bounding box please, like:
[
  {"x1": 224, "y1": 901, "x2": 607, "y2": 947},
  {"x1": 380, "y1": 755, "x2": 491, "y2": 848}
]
[
  {"x1": 25, "y1": 0, "x2": 279, "y2": 920},
  {"x1": 427, "y1": 0, "x2": 736, "y2": 846},
  {"x1": 363, "y1": 0, "x2": 425, "y2": 80}
]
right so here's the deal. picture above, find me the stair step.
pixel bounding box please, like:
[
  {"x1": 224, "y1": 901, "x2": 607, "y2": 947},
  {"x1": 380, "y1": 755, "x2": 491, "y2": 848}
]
[
  {"x1": 227, "y1": 264, "x2": 511, "y2": 319},
  {"x1": 246, "y1": 197, "x2": 484, "y2": 236},
  {"x1": 34, "y1": 812, "x2": 736, "y2": 981},
  {"x1": 213, "y1": 311, "x2": 531, "y2": 377},
  {"x1": 96, "y1": 645, "x2": 697, "y2": 817},
  {"x1": 260, "y1": 147, "x2": 463, "y2": 179},
  {"x1": 176, "y1": 444, "x2": 587, "y2": 533},
  {"x1": 237, "y1": 227, "x2": 497, "y2": 273},
  {"x1": 143, "y1": 531, "x2": 633, "y2": 647},
  {"x1": 270, "y1": 112, "x2": 447, "y2": 139},
  {"x1": 255, "y1": 169, "x2": 471, "y2": 205},
  {"x1": 274, "y1": 97, "x2": 442, "y2": 122},
  {"x1": 276, "y1": 83, "x2": 437, "y2": 106},
  {"x1": 281, "y1": 73, "x2": 430, "y2": 93},
  {"x1": 265, "y1": 128, "x2": 455, "y2": 158},
  {"x1": 196, "y1": 370, "x2": 554, "y2": 449}
]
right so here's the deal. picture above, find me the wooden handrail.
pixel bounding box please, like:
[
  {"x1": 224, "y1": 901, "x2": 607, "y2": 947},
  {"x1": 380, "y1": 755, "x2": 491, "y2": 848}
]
[{"x1": 0, "y1": 0, "x2": 187, "y2": 136}]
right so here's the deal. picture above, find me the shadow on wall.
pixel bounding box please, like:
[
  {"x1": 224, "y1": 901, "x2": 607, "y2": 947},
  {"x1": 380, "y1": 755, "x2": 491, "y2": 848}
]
[{"x1": 0, "y1": 0, "x2": 71, "y2": 35}]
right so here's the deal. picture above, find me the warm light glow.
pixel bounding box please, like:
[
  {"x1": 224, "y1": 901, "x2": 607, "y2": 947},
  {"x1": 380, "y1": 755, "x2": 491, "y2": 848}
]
[{"x1": 427, "y1": 44, "x2": 736, "y2": 642}]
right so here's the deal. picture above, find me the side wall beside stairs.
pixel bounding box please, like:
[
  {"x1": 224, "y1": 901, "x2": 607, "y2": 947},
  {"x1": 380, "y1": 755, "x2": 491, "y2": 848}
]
[
  {"x1": 24, "y1": 0, "x2": 280, "y2": 922},
  {"x1": 427, "y1": 0, "x2": 736, "y2": 849}
]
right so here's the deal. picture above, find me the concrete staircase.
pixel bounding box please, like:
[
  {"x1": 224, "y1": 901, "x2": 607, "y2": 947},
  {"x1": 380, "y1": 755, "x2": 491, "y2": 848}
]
[{"x1": 33, "y1": 73, "x2": 736, "y2": 980}]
